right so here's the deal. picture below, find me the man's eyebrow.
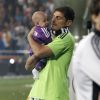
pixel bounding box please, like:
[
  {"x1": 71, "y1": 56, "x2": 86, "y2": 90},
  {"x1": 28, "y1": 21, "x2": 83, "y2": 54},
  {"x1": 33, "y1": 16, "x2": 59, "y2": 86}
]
[{"x1": 53, "y1": 15, "x2": 63, "y2": 18}]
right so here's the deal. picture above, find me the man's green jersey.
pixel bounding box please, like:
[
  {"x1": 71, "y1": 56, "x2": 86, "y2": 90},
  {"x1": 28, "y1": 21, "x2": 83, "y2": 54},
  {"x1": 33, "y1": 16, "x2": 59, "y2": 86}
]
[{"x1": 29, "y1": 32, "x2": 75, "y2": 100}]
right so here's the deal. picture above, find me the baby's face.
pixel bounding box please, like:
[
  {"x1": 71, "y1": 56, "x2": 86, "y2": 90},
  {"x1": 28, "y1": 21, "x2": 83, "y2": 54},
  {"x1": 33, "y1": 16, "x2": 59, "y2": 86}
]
[
  {"x1": 32, "y1": 12, "x2": 49, "y2": 27},
  {"x1": 38, "y1": 15, "x2": 49, "y2": 27}
]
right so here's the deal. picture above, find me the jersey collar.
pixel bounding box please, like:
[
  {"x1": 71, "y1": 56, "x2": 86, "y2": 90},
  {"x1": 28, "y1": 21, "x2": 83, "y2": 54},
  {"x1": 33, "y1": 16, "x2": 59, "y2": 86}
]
[{"x1": 52, "y1": 27, "x2": 69, "y2": 36}]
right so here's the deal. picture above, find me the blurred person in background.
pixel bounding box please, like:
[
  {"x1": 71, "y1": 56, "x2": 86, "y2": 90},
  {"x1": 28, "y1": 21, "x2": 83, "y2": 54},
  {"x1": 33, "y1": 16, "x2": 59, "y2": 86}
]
[
  {"x1": 0, "y1": 2, "x2": 9, "y2": 31},
  {"x1": 1, "y1": 24, "x2": 20, "y2": 75},
  {"x1": 26, "y1": 6, "x2": 75, "y2": 100},
  {"x1": 2, "y1": 23, "x2": 19, "y2": 51},
  {"x1": 45, "y1": 0, "x2": 54, "y2": 13},
  {"x1": 69, "y1": 1, "x2": 100, "y2": 100},
  {"x1": 15, "y1": 5, "x2": 24, "y2": 23},
  {"x1": 14, "y1": 22, "x2": 29, "y2": 50},
  {"x1": 23, "y1": 0, "x2": 40, "y2": 28},
  {"x1": 5, "y1": 0, "x2": 17, "y2": 18},
  {"x1": 0, "y1": 31, "x2": 5, "y2": 50}
]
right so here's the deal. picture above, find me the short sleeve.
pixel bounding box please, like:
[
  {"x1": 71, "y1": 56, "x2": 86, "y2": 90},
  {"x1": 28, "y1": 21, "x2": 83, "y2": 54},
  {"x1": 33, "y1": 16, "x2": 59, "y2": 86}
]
[
  {"x1": 47, "y1": 32, "x2": 75, "y2": 57},
  {"x1": 47, "y1": 37, "x2": 66, "y2": 57}
]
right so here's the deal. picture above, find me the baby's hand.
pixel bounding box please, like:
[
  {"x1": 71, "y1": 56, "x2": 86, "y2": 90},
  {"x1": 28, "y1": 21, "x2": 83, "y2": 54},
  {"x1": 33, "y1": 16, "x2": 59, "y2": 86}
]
[{"x1": 28, "y1": 27, "x2": 35, "y2": 38}]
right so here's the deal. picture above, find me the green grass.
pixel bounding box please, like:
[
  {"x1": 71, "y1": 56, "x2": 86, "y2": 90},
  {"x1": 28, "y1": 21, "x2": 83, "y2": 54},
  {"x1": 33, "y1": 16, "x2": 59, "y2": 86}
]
[{"x1": 0, "y1": 75, "x2": 34, "y2": 100}]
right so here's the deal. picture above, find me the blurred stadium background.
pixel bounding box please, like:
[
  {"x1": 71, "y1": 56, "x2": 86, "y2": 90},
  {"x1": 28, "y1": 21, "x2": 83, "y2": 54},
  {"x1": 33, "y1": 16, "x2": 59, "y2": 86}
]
[{"x1": 0, "y1": 0, "x2": 93, "y2": 100}]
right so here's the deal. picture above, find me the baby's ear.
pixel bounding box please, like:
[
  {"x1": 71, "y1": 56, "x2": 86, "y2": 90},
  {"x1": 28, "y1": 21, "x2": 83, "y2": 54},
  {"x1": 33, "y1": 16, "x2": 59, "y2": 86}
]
[{"x1": 66, "y1": 20, "x2": 73, "y2": 27}]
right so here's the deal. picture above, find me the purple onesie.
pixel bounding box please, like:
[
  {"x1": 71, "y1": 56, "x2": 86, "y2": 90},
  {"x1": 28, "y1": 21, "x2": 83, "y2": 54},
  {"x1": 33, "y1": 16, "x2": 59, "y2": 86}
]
[{"x1": 29, "y1": 26, "x2": 52, "y2": 71}]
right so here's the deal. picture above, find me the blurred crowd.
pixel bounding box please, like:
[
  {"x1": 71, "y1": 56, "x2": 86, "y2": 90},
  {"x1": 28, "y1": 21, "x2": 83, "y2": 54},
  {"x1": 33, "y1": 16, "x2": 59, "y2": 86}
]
[
  {"x1": 0, "y1": 0, "x2": 54, "y2": 75},
  {"x1": 0, "y1": 0, "x2": 54, "y2": 51}
]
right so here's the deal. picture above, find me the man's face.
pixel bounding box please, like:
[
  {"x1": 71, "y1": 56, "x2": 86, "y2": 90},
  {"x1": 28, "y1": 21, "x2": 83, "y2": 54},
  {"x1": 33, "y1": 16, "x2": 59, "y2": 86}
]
[
  {"x1": 92, "y1": 13, "x2": 100, "y2": 31},
  {"x1": 51, "y1": 11, "x2": 67, "y2": 31}
]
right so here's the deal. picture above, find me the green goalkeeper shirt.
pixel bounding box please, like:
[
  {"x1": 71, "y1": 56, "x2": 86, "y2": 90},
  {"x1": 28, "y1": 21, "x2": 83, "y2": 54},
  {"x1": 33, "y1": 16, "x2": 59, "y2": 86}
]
[{"x1": 29, "y1": 32, "x2": 75, "y2": 100}]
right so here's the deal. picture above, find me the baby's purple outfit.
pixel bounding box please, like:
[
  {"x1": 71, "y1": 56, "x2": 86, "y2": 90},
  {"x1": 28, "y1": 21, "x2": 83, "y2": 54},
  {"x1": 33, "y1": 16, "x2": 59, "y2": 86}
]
[{"x1": 29, "y1": 26, "x2": 52, "y2": 71}]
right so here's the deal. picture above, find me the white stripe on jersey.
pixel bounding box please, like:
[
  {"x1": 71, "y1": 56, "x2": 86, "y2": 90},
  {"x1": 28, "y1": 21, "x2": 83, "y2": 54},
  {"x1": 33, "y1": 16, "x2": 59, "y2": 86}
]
[
  {"x1": 41, "y1": 28, "x2": 50, "y2": 38},
  {"x1": 61, "y1": 28, "x2": 65, "y2": 33}
]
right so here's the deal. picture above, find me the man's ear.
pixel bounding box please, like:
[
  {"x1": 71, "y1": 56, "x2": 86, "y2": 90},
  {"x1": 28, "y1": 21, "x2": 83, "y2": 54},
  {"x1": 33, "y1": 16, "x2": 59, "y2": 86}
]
[{"x1": 66, "y1": 20, "x2": 73, "y2": 27}]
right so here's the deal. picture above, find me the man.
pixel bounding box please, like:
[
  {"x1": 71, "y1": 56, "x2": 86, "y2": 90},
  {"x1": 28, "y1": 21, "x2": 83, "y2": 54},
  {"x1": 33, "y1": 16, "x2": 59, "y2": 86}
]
[
  {"x1": 69, "y1": 2, "x2": 100, "y2": 100},
  {"x1": 26, "y1": 6, "x2": 75, "y2": 100}
]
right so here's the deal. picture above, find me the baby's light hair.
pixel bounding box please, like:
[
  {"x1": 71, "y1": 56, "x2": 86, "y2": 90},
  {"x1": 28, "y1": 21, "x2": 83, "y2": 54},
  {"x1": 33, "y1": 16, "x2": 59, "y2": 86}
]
[{"x1": 32, "y1": 11, "x2": 46, "y2": 25}]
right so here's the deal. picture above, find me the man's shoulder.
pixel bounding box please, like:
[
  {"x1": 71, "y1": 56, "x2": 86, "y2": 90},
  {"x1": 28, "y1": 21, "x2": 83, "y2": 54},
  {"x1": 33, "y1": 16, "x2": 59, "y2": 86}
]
[
  {"x1": 76, "y1": 32, "x2": 94, "y2": 51},
  {"x1": 79, "y1": 32, "x2": 94, "y2": 45},
  {"x1": 57, "y1": 32, "x2": 74, "y2": 45}
]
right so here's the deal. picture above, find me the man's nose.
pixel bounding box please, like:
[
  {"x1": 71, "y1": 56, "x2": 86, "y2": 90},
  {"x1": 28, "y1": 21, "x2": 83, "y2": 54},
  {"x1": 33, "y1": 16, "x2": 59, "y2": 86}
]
[{"x1": 52, "y1": 17, "x2": 56, "y2": 24}]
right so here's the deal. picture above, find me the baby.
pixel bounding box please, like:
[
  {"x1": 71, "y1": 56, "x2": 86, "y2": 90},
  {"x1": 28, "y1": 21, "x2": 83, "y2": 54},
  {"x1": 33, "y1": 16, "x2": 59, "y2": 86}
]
[{"x1": 25, "y1": 11, "x2": 52, "y2": 79}]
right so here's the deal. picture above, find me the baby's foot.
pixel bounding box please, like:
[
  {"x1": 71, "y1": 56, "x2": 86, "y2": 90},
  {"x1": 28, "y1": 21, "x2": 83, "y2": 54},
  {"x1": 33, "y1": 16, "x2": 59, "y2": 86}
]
[{"x1": 32, "y1": 68, "x2": 39, "y2": 79}]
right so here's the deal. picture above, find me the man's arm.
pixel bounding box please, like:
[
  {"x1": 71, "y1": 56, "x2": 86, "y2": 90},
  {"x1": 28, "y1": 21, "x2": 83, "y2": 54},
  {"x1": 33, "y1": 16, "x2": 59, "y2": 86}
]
[{"x1": 27, "y1": 27, "x2": 53, "y2": 59}]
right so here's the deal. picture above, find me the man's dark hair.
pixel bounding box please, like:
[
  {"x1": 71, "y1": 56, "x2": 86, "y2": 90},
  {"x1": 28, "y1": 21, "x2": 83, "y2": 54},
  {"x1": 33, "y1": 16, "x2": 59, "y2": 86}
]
[
  {"x1": 90, "y1": 1, "x2": 100, "y2": 15},
  {"x1": 54, "y1": 6, "x2": 75, "y2": 21}
]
